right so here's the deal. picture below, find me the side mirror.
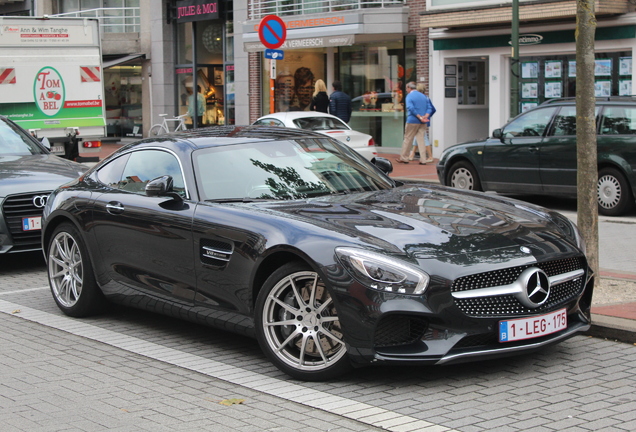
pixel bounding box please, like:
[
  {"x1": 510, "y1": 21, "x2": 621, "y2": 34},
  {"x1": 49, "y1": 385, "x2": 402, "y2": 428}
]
[
  {"x1": 492, "y1": 129, "x2": 503, "y2": 139},
  {"x1": 146, "y1": 175, "x2": 183, "y2": 203},
  {"x1": 371, "y1": 156, "x2": 393, "y2": 175}
]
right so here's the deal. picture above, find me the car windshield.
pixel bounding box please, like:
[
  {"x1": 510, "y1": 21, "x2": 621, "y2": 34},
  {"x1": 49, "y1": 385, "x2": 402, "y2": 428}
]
[
  {"x1": 193, "y1": 137, "x2": 393, "y2": 201},
  {"x1": 0, "y1": 118, "x2": 45, "y2": 156},
  {"x1": 293, "y1": 117, "x2": 349, "y2": 131}
]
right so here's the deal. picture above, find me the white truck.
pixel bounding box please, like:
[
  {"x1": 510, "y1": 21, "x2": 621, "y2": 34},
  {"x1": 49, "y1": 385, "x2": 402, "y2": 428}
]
[{"x1": 0, "y1": 16, "x2": 106, "y2": 160}]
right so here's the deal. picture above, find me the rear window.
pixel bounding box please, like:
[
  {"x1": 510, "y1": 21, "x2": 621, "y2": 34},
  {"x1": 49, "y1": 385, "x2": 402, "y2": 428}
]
[{"x1": 599, "y1": 106, "x2": 636, "y2": 135}]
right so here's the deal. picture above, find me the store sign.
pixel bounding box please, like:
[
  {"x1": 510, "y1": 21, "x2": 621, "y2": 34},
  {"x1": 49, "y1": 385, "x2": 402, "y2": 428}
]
[
  {"x1": 176, "y1": 0, "x2": 219, "y2": 23},
  {"x1": 244, "y1": 35, "x2": 354, "y2": 52},
  {"x1": 510, "y1": 34, "x2": 544, "y2": 46}
]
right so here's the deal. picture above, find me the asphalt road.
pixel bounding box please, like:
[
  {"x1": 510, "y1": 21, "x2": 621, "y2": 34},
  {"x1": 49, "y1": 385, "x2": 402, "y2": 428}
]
[{"x1": 1, "y1": 252, "x2": 635, "y2": 432}]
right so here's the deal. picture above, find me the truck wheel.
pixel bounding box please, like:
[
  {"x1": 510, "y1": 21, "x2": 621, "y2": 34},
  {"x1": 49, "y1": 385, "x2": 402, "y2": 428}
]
[
  {"x1": 597, "y1": 167, "x2": 634, "y2": 216},
  {"x1": 448, "y1": 161, "x2": 482, "y2": 191},
  {"x1": 255, "y1": 262, "x2": 351, "y2": 381}
]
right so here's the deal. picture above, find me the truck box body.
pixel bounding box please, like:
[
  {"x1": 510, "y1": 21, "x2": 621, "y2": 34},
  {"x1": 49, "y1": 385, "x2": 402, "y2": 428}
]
[{"x1": 0, "y1": 16, "x2": 106, "y2": 159}]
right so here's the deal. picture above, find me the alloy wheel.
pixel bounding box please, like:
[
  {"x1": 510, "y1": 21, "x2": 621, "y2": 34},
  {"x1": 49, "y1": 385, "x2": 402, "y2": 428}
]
[
  {"x1": 49, "y1": 231, "x2": 84, "y2": 308},
  {"x1": 261, "y1": 271, "x2": 347, "y2": 372}
]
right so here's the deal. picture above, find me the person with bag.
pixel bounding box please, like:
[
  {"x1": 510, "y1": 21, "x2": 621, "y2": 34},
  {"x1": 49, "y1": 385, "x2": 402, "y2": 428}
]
[{"x1": 310, "y1": 79, "x2": 329, "y2": 113}]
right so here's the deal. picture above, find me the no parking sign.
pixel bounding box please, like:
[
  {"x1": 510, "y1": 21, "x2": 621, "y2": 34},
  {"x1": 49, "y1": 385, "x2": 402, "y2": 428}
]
[{"x1": 258, "y1": 15, "x2": 286, "y2": 50}]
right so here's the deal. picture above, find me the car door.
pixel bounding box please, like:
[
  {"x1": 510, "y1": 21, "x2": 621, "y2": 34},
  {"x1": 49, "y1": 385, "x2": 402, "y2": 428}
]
[
  {"x1": 90, "y1": 148, "x2": 197, "y2": 304},
  {"x1": 539, "y1": 105, "x2": 599, "y2": 196},
  {"x1": 482, "y1": 106, "x2": 557, "y2": 194}
]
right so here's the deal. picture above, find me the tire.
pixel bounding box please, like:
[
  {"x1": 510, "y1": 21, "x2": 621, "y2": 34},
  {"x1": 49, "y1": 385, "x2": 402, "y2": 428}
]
[
  {"x1": 47, "y1": 223, "x2": 105, "y2": 317},
  {"x1": 255, "y1": 262, "x2": 352, "y2": 381},
  {"x1": 597, "y1": 167, "x2": 634, "y2": 216},
  {"x1": 149, "y1": 124, "x2": 166, "y2": 136},
  {"x1": 447, "y1": 160, "x2": 482, "y2": 191}
]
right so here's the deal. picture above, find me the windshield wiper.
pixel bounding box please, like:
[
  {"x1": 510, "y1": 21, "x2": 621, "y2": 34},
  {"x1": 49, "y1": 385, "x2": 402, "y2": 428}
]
[{"x1": 207, "y1": 197, "x2": 276, "y2": 203}]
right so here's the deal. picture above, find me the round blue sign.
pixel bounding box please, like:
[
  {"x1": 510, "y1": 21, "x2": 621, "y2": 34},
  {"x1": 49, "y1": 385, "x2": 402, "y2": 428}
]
[{"x1": 258, "y1": 15, "x2": 286, "y2": 50}]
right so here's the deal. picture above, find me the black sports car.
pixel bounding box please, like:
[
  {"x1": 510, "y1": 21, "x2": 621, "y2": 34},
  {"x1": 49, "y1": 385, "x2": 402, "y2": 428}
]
[
  {"x1": 42, "y1": 126, "x2": 594, "y2": 381},
  {"x1": 0, "y1": 115, "x2": 87, "y2": 254}
]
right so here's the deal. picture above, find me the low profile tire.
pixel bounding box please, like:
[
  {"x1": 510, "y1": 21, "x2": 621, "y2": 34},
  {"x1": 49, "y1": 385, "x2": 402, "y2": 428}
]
[
  {"x1": 47, "y1": 223, "x2": 105, "y2": 317},
  {"x1": 149, "y1": 125, "x2": 165, "y2": 136},
  {"x1": 597, "y1": 167, "x2": 634, "y2": 216},
  {"x1": 447, "y1": 160, "x2": 482, "y2": 191},
  {"x1": 255, "y1": 262, "x2": 352, "y2": 381}
]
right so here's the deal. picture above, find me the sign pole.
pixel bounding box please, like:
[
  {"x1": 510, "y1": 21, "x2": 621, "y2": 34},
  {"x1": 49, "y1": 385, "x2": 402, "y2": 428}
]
[{"x1": 270, "y1": 59, "x2": 276, "y2": 114}]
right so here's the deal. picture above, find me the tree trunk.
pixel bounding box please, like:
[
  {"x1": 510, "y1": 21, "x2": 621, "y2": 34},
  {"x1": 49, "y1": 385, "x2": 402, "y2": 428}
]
[{"x1": 575, "y1": 0, "x2": 599, "y2": 282}]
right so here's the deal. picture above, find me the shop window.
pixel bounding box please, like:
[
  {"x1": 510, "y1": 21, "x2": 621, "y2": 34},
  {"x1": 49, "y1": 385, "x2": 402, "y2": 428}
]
[
  {"x1": 518, "y1": 52, "x2": 631, "y2": 112},
  {"x1": 104, "y1": 65, "x2": 143, "y2": 137},
  {"x1": 457, "y1": 61, "x2": 486, "y2": 105}
]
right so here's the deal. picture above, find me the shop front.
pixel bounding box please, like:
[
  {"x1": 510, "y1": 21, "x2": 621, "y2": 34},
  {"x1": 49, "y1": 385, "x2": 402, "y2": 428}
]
[
  {"x1": 429, "y1": 20, "x2": 636, "y2": 157},
  {"x1": 174, "y1": 0, "x2": 234, "y2": 127},
  {"x1": 243, "y1": 9, "x2": 412, "y2": 149}
]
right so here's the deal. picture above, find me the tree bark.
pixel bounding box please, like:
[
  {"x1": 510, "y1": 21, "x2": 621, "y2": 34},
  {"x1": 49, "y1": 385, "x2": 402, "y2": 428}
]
[{"x1": 575, "y1": 0, "x2": 599, "y2": 282}]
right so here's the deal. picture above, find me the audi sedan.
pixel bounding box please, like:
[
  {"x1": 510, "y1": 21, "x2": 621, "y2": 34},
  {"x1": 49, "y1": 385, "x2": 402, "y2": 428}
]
[
  {"x1": 253, "y1": 111, "x2": 377, "y2": 160},
  {"x1": 0, "y1": 116, "x2": 87, "y2": 254},
  {"x1": 42, "y1": 126, "x2": 593, "y2": 381}
]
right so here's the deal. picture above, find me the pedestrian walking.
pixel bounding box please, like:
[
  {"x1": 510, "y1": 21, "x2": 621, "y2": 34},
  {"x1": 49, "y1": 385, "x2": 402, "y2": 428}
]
[
  {"x1": 408, "y1": 83, "x2": 436, "y2": 162},
  {"x1": 310, "y1": 79, "x2": 329, "y2": 113},
  {"x1": 329, "y1": 80, "x2": 352, "y2": 123},
  {"x1": 188, "y1": 85, "x2": 205, "y2": 128},
  {"x1": 396, "y1": 81, "x2": 433, "y2": 164}
]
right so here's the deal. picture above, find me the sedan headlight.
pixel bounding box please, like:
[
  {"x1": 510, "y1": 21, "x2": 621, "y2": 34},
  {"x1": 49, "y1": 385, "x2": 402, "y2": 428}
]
[{"x1": 335, "y1": 247, "x2": 430, "y2": 295}]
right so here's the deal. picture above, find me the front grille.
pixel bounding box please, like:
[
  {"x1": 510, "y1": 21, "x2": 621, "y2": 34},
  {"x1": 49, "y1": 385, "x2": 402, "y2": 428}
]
[
  {"x1": 2, "y1": 192, "x2": 50, "y2": 250},
  {"x1": 452, "y1": 257, "x2": 586, "y2": 318},
  {"x1": 374, "y1": 315, "x2": 428, "y2": 348}
]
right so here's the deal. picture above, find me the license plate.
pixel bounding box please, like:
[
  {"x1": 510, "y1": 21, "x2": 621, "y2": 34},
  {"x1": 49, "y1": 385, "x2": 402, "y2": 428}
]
[
  {"x1": 499, "y1": 308, "x2": 567, "y2": 342},
  {"x1": 22, "y1": 216, "x2": 42, "y2": 231},
  {"x1": 51, "y1": 145, "x2": 65, "y2": 154}
]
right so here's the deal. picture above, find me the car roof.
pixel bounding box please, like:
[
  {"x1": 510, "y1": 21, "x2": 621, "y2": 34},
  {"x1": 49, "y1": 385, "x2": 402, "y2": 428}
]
[
  {"x1": 540, "y1": 96, "x2": 636, "y2": 106},
  {"x1": 131, "y1": 125, "x2": 333, "y2": 150},
  {"x1": 256, "y1": 111, "x2": 340, "y2": 121}
]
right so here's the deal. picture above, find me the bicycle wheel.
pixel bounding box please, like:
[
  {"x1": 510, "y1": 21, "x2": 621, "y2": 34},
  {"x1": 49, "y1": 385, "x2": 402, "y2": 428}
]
[{"x1": 149, "y1": 124, "x2": 166, "y2": 136}]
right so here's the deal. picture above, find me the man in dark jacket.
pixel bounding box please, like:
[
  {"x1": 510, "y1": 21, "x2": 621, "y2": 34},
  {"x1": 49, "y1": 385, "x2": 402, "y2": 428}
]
[{"x1": 329, "y1": 81, "x2": 352, "y2": 123}]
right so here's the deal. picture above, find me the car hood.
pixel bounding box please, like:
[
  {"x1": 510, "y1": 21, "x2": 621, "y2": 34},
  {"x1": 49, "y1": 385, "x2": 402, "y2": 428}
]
[
  {"x1": 258, "y1": 184, "x2": 574, "y2": 259},
  {"x1": 0, "y1": 154, "x2": 86, "y2": 197}
]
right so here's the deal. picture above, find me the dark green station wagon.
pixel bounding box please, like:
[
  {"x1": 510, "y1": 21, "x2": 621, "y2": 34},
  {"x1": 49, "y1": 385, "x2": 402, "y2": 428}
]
[{"x1": 437, "y1": 98, "x2": 636, "y2": 216}]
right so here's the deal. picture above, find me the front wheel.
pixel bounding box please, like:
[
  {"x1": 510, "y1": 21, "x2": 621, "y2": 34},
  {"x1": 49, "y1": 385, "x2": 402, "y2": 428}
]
[
  {"x1": 597, "y1": 167, "x2": 634, "y2": 216},
  {"x1": 447, "y1": 160, "x2": 482, "y2": 191},
  {"x1": 149, "y1": 124, "x2": 166, "y2": 136},
  {"x1": 47, "y1": 223, "x2": 105, "y2": 317},
  {"x1": 255, "y1": 263, "x2": 351, "y2": 381}
]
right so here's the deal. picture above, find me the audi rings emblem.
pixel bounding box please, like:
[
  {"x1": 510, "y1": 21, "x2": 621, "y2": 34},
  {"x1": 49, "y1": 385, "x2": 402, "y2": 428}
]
[
  {"x1": 32, "y1": 195, "x2": 49, "y2": 208},
  {"x1": 516, "y1": 267, "x2": 550, "y2": 308}
]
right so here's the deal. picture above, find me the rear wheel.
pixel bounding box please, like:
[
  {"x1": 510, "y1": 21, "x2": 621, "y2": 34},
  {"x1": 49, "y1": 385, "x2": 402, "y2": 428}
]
[
  {"x1": 255, "y1": 263, "x2": 351, "y2": 381},
  {"x1": 47, "y1": 223, "x2": 105, "y2": 317},
  {"x1": 149, "y1": 124, "x2": 166, "y2": 136},
  {"x1": 447, "y1": 160, "x2": 482, "y2": 191},
  {"x1": 597, "y1": 167, "x2": 634, "y2": 216}
]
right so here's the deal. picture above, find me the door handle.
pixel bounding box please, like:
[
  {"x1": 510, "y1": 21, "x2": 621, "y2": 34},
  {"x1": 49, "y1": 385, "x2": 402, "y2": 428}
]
[
  {"x1": 106, "y1": 201, "x2": 124, "y2": 214},
  {"x1": 529, "y1": 146, "x2": 539, "y2": 153}
]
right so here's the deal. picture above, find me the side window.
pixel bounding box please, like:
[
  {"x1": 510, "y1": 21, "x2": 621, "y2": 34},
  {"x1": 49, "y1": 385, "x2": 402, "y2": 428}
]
[
  {"x1": 549, "y1": 106, "x2": 577, "y2": 136},
  {"x1": 119, "y1": 150, "x2": 186, "y2": 197},
  {"x1": 96, "y1": 153, "x2": 130, "y2": 188},
  {"x1": 600, "y1": 106, "x2": 636, "y2": 135},
  {"x1": 255, "y1": 118, "x2": 284, "y2": 126},
  {"x1": 503, "y1": 107, "x2": 557, "y2": 138}
]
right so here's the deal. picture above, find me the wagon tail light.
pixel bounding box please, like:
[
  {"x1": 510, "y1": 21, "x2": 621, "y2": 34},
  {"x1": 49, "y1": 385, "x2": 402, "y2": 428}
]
[
  {"x1": 83, "y1": 141, "x2": 102, "y2": 148},
  {"x1": 368, "y1": 137, "x2": 375, "y2": 146}
]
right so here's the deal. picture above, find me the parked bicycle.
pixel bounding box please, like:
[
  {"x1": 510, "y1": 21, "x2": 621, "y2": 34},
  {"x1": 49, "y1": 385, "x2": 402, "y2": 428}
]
[{"x1": 149, "y1": 114, "x2": 188, "y2": 136}]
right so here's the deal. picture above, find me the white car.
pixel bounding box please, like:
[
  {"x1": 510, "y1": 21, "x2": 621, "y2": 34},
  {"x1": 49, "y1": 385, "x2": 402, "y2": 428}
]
[{"x1": 253, "y1": 112, "x2": 377, "y2": 160}]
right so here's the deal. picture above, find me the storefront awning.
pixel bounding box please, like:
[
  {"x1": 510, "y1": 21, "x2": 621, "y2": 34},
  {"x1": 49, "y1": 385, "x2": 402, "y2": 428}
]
[{"x1": 103, "y1": 54, "x2": 145, "y2": 68}]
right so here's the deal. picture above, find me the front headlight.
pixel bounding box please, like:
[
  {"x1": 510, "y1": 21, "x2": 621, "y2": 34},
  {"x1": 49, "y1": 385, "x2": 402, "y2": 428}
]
[{"x1": 335, "y1": 247, "x2": 430, "y2": 295}]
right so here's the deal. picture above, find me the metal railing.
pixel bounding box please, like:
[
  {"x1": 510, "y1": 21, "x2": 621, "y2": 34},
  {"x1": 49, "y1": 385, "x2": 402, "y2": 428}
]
[
  {"x1": 52, "y1": 7, "x2": 140, "y2": 33},
  {"x1": 250, "y1": 0, "x2": 405, "y2": 19}
]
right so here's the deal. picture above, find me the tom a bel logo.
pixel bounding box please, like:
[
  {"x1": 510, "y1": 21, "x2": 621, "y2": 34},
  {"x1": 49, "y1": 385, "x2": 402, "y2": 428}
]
[{"x1": 34, "y1": 66, "x2": 65, "y2": 117}]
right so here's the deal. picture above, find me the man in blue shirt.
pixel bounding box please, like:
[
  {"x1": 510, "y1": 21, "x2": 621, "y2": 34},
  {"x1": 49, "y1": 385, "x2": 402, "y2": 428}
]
[
  {"x1": 329, "y1": 80, "x2": 352, "y2": 123},
  {"x1": 396, "y1": 81, "x2": 433, "y2": 164}
]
